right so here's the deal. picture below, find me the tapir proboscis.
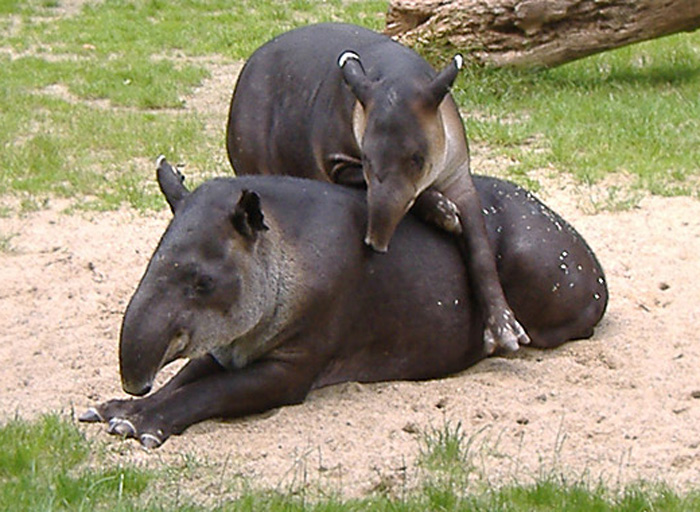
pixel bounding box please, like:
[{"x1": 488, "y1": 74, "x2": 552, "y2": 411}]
[
  {"x1": 226, "y1": 22, "x2": 530, "y2": 354},
  {"x1": 80, "y1": 158, "x2": 608, "y2": 448}
]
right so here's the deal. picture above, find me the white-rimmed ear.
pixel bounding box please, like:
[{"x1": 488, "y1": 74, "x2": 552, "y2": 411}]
[
  {"x1": 156, "y1": 155, "x2": 189, "y2": 214},
  {"x1": 427, "y1": 54, "x2": 463, "y2": 107},
  {"x1": 338, "y1": 50, "x2": 372, "y2": 106},
  {"x1": 338, "y1": 51, "x2": 360, "y2": 68}
]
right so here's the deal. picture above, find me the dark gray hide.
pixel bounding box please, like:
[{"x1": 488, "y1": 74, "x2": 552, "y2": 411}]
[
  {"x1": 80, "y1": 164, "x2": 608, "y2": 448},
  {"x1": 226, "y1": 22, "x2": 530, "y2": 354}
]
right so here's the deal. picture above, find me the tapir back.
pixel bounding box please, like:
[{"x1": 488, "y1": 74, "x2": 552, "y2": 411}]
[
  {"x1": 226, "y1": 23, "x2": 435, "y2": 179},
  {"x1": 306, "y1": 191, "x2": 483, "y2": 387}
]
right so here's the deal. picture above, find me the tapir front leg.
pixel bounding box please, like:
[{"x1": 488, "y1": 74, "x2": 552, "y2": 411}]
[
  {"x1": 412, "y1": 188, "x2": 462, "y2": 236},
  {"x1": 80, "y1": 356, "x2": 222, "y2": 427},
  {"x1": 81, "y1": 356, "x2": 315, "y2": 448},
  {"x1": 441, "y1": 173, "x2": 530, "y2": 354}
]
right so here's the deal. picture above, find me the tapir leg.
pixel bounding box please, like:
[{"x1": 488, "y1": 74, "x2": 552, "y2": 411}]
[
  {"x1": 412, "y1": 188, "x2": 462, "y2": 235},
  {"x1": 82, "y1": 356, "x2": 316, "y2": 448},
  {"x1": 81, "y1": 356, "x2": 223, "y2": 424},
  {"x1": 441, "y1": 171, "x2": 530, "y2": 354},
  {"x1": 474, "y1": 175, "x2": 608, "y2": 350}
]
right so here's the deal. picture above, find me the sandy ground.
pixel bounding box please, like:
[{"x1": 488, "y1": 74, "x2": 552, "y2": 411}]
[
  {"x1": 2, "y1": 18, "x2": 700, "y2": 499},
  {"x1": 2, "y1": 164, "x2": 700, "y2": 500}
]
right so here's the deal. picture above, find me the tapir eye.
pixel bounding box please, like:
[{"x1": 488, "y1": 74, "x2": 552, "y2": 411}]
[
  {"x1": 194, "y1": 275, "x2": 215, "y2": 295},
  {"x1": 410, "y1": 152, "x2": 425, "y2": 169}
]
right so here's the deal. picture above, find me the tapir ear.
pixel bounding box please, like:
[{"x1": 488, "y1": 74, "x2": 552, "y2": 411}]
[
  {"x1": 427, "y1": 54, "x2": 463, "y2": 108},
  {"x1": 156, "y1": 155, "x2": 189, "y2": 214},
  {"x1": 231, "y1": 189, "x2": 270, "y2": 240},
  {"x1": 338, "y1": 51, "x2": 373, "y2": 106}
]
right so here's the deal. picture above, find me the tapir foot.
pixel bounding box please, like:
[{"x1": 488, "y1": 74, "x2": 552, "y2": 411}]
[
  {"x1": 413, "y1": 189, "x2": 463, "y2": 235},
  {"x1": 107, "y1": 418, "x2": 165, "y2": 448},
  {"x1": 78, "y1": 407, "x2": 104, "y2": 423},
  {"x1": 483, "y1": 309, "x2": 530, "y2": 355},
  {"x1": 431, "y1": 196, "x2": 462, "y2": 235},
  {"x1": 79, "y1": 400, "x2": 170, "y2": 448}
]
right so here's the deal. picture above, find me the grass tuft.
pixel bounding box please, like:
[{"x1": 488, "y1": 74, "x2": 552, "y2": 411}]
[
  {"x1": 2, "y1": 414, "x2": 700, "y2": 510},
  {"x1": 0, "y1": 413, "x2": 153, "y2": 511},
  {"x1": 418, "y1": 420, "x2": 472, "y2": 473}
]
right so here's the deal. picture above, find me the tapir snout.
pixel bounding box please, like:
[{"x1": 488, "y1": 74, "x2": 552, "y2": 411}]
[
  {"x1": 364, "y1": 175, "x2": 416, "y2": 252},
  {"x1": 119, "y1": 285, "x2": 190, "y2": 396}
]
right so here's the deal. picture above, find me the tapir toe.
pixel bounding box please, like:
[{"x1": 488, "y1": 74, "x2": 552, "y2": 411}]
[{"x1": 78, "y1": 407, "x2": 104, "y2": 423}]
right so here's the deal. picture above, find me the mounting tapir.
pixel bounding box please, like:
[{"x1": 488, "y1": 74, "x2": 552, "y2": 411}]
[
  {"x1": 226, "y1": 23, "x2": 527, "y2": 354},
  {"x1": 80, "y1": 158, "x2": 608, "y2": 448}
]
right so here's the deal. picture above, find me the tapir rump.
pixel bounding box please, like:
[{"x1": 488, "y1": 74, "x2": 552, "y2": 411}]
[
  {"x1": 80, "y1": 159, "x2": 607, "y2": 448},
  {"x1": 227, "y1": 22, "x2": 529, "y2": 354}
]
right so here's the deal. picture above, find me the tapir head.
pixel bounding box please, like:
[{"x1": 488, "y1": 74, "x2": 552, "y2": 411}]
[
  {"x1": 119, "y1": 158, "x2": 273, "y2": 396},
  {"x1": 338, "y1": 52, "x2": 463, "y2": 252}
]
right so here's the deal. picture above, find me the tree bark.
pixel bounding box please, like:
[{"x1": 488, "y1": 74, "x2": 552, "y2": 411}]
[{"x1": 385, "y1": 0, "x2": 700, "y2": 68}]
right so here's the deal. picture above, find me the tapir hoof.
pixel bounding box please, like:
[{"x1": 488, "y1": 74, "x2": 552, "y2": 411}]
[
  {"x1": 108, "y1": 418, "x2": 136, "y2": 438},
  {"x1": 140, "y1": 433, "x2": 164, "y2": 449},
  {"x1": 412, "y1": 189, "x2": 463, "y2": 236},
  {"x1": 433, "y1": 196, "x2": 462, "y2": 235},
  {"x1": 78, "y1": 407, "x2": 104, "y2": 423},
  {"x1": 484, "y1": 310, "x2": 531, "y2": 355}
]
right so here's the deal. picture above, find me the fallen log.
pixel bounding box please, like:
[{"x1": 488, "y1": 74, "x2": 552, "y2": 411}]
[{"x1": 385, "y1": 0, "x2": 700, "y2": 68}]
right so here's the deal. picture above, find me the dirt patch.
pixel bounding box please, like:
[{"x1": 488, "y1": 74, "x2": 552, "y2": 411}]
[{"x1": 2, "y1": 172, "x2": 700, "y2": 498}]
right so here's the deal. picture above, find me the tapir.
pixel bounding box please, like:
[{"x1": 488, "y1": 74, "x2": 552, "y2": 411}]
[
  {"x1": 226, "y1": 23, "x2": 528, "y2": 354},
  {"x1": 80, "y1": 158, "x2": 608, "y2": 448}
]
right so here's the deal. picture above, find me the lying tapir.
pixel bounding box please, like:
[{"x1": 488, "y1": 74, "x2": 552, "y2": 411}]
[
  {"x1": 226, "y1": 23, "x2": 528, "y2": 354},
  {"x1": 80, "y1": 158, "x2": 608, "y2": 448}
]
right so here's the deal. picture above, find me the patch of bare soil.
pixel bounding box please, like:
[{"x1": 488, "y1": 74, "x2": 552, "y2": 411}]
[
  {"x1": 2, "y1": 57, "x2": 700, "y2": 501},
  {"x1": 2, "y1": 176, "x2": 700, "y2": 499}
]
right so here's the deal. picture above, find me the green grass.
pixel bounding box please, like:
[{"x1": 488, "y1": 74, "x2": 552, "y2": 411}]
[
  {"x1": 0, "y1": 0, "x2": 387, "y2": 212},
  {"x1": 453, "y1": 33, "x2": 700, "y2": 197},
  {"x1": 10, "y1": 0, "x2": 385, "y2": 59},
  {"x1": 0, "y1": 414, "x2": 155, "y2": 511},
  {"x1": 0, "y1": 88, "x2": 212, "y2": 209},
  {"x1": 417, "y1": 420, "x2": 473, "y2": 473},
  {"x1": 3, "y1": 414, "x2": 700, "y2": 511},
  {"x1": 0, "y1": 231, "x2": 17, "y2": 253},
  {"x1": 1, "y1": 0, "x2": 698, "y2": 212}
]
